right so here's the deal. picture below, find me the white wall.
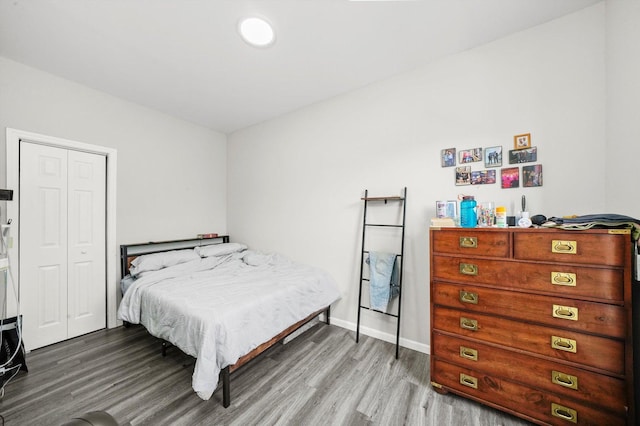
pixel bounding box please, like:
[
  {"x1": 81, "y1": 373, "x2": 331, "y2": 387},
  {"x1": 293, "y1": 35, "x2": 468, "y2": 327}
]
[
  {"x1": 228, "y1": 4, "x2": 607, "y2": 351},
  {"x1": 0, "y1": 56, "x2": 228, "y2": 245},
  {"x1": 0, "y1": 56, "x2": 228, "y2": 323},
  {"x1": 606, "y1": 1, "x2": 640, "y2": 215}
]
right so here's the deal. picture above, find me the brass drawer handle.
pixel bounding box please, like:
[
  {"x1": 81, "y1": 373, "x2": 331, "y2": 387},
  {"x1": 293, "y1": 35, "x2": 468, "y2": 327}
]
[
  {"x1": 459, "y1": 373, "x2": 478, "y2": 389},
  {"x1": 551, "y1": 336, "x2": 577, "y2": 353},
  {"x1": 459, "y1": 263, "x2": 478, "y2": 276},
  {"x1": 459, "y1": 237, "x2": 477, "y2": 248},
  {"x1": 551, "y1": 403, "x2": 578, "y2": 423},
  {"x1": 459, "y1": 291, "x2": 478, "y2": 304},
  {"x1": 460, "y1": 317, "x2": 478, "y2": 331},
  {"x1": 552, "y1": 240, "x2": 577, "y2": 254},
  {"x1": 551, "y1": 272, "x2": 577, "y2": 287},
  {"x1": 551, "y1": 371, "x2": 579, "y2": 390},
  {"x1": 459, "y1": 346, "x2": 478, "y2": 361},
  {"x1": 552, "y1": 305, "x2": 578, "y2": 321}
]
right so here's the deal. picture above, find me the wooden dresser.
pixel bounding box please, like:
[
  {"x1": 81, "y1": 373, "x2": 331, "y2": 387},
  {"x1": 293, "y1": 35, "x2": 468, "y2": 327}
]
[{"x1": 429, "y1": 227, "x2": 635, "y2": 425}]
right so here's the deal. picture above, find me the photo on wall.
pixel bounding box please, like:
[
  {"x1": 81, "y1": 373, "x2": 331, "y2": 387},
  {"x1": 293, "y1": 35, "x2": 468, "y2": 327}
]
[
  {"x1": 458, "y1": 148, "x2": 482, "y2": 164},
  {"x1": 509, "y1": 147, "x2": 537, "y2": 164},
  {"x1": 471, "y1": 170, "x2": 497, "y2": 185},
  {"x1": 455, "y1": 166, "x2": 471, "y2": 185},
  {"x1": 523, "y1": 164, "x2": 543, "y2": 187},
  {"x1": 501, "y1": 167, "x2": 520, "y2": 188},
  {"x1": 514, "y1": 133, "x2": 531, "y2": 149},
  {"x1": 441, "y1": 148, "x2": 456, "y2": 167},
  {"x1": 484, "y1": 146, "x2": 502, "y2": 167}
]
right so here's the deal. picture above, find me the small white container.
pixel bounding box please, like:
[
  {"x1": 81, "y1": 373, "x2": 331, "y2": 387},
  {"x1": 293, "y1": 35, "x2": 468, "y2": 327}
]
[{"x1": 495, "y1": 206, "x2": 507, "y2": 228}]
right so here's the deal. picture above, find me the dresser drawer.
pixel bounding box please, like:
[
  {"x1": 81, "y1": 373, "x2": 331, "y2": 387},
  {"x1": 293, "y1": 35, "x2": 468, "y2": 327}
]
[
  {"x1": 433, "y1": 307, "x2": 625, "y2": 375},
  {"x1": 431, "y1": 359, "x2": 626, "y2": 425},
  {"x1": 431, "y1": 229, "x2": 510, "y2": 258},
  {"x1": 432, "y1": 332, "x2": 627, "y2": 414},
  {"x1": 513, "y1": 231, "x2": 628, "y2": 267},
  {"x1": 432, "y1": 255, "x2": 624, "y2": 303},
  {"x1": 432, "y1": 282, "x2": 626, "y2": 338}
]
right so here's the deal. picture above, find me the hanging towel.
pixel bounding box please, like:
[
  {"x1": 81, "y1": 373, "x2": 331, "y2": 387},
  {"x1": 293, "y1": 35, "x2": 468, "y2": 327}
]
[{"x1": 367, "y1": 251, "x2": 400, "y2": 313}]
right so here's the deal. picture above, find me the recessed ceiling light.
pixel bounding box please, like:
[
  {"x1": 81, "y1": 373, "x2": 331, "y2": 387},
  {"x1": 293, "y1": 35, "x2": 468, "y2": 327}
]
[{"x1": 239, "y1": 17, "x2": 275, "y2": 47}]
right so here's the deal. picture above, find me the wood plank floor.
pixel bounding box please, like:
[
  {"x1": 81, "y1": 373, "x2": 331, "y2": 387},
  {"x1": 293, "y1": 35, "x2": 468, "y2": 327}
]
[{"x1": 0, "y1": 324, "x2": 533, "y2": 425}]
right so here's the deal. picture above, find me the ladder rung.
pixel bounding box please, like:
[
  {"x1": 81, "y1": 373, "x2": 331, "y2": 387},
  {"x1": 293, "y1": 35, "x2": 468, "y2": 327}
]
[
  {"x1": 359, "y1": 306, "x2": 399, "y2": 318},
  {"x1": 363, "y1": 251, "x2": 402, "y2": 257},
  {"x1": 365, "y1": 224, "x2": 403, "y2": 228},
  {"x1": 361, "y1": 196, "x2": 404, "y2": 202}
]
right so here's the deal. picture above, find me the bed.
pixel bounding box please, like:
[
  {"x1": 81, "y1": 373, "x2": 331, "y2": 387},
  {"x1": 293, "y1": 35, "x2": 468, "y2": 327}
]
[{"x1": 117, "y1": 236, "x2": 340, "y2": 407}]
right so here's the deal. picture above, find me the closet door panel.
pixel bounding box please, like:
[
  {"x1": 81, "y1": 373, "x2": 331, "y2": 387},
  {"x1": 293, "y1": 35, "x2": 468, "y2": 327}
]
[
  {"x1": 67, "y1": 150, "x2": 106, "y2": 338},
  {"x1": 20, "y1": 143, "x2": 68, "y2": 350}
]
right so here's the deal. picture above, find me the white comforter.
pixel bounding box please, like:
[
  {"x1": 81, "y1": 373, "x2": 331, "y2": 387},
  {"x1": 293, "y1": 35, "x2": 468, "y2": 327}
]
[{"x1": 117, "y1": 250, "x2": 341, "y2": 400}]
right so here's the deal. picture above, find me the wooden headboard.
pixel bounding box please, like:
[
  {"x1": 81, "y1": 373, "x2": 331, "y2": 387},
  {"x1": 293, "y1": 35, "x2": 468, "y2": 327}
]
[{"x1": 119, "y1": 235, "x2": 230, "y2": 278}]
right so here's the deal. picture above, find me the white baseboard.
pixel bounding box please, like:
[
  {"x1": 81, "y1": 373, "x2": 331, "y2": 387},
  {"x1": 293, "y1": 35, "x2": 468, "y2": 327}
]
[{"x1": 328, "y1": 317, "x2": 430, "y2": 355}]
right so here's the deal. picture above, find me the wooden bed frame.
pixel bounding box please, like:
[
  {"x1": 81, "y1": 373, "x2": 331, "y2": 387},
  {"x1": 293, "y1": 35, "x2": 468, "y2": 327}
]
[{"x1": 119, "y1": 236, "x2": 331, "y2": 408}]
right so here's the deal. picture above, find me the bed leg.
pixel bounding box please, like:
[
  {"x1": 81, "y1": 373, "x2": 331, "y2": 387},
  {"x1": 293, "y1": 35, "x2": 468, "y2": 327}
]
[
  {"x1": 325, "y1": 306, "x2": 331, "y2": 325},
  {"x1": 222, "y1": 366, "x2": 231, "y2": 408},
  {"x1": 161, "y1": 341, "x2": 168, "y2": 357}
]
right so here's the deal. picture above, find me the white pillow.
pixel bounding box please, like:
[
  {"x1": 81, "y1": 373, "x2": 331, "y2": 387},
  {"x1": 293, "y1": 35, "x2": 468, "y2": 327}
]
[
  {"x1": 242, "y1": 251, "x2": 274, "y2": 266},
  {"x1": 195, "y1": 242, "x2": 247, "y2": 258},
  {"x1": 130, "y1": 249, "x2": 199, "y2": 276}
]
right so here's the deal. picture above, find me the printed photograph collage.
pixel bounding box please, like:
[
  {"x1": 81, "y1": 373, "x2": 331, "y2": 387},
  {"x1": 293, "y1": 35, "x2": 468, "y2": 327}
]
[{"x1": 441, "y1": 133, "x2": 543, "y2": 189}]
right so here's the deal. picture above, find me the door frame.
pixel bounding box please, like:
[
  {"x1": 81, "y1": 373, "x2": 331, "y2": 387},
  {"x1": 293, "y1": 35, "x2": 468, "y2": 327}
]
[{"x1": 5, "y1": 128, "x2": 118, "y2": 329}]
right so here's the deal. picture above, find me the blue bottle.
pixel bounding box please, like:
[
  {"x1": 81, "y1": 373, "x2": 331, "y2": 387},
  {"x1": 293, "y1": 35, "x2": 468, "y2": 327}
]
[{"x1": 460, "y1": 196, "x2": 477, "y2": 228}]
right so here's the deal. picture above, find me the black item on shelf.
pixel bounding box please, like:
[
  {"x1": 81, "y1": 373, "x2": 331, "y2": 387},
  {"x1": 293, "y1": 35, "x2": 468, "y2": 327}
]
[
  {"x1": 0, "y1": 315, "x2": 28, "y2": 389},
  {"x1": 531, "y1": 214, "x2": 547, "y2": 226}
]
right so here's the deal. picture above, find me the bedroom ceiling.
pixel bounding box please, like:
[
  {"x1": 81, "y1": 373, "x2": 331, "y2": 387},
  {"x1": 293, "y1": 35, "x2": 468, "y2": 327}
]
[{"x1": 0, "y1": 0, "x2": 601, "y2": 134}]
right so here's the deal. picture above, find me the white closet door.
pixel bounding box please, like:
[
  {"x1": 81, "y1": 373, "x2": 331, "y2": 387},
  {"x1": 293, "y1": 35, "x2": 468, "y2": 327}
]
[
  {"x1": 67, "y1": 150, "x2": 106, "y2": 338},
  {"x1": 20, "y1": 143, "x2": 106, "y2": 350},
  {"x1": 20, "y1": 143, "x2": 69, "y2": 350}
]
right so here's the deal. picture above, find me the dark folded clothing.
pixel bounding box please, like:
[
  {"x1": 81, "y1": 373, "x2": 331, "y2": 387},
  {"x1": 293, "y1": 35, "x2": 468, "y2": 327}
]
[{"x1": 543, "y1": 214, "x2": 640, "y2": 240}]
